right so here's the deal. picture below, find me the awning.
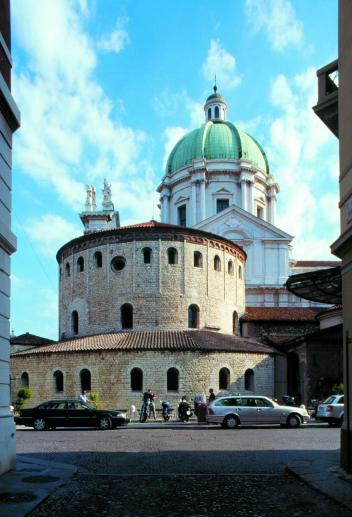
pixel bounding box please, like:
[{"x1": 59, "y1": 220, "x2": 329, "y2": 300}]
[{"x1": 285, "y1": 266, "x2": 342, "y2": 304}]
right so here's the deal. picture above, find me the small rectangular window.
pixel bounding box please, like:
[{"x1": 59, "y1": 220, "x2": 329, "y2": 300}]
[
  {"x1": 178, "y1": 205, "x2": 187, "y2": 226},
  {"x1": 257, "y1": 206, "x2": 264, "y2": 219},
  {"x1": 216, "y1": 199, "x2": 229, "y2": 213}
]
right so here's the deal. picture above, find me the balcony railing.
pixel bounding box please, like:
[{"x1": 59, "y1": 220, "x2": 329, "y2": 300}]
[{"x1": 313, "y1": 59, "x2": 339, "y2": 137}]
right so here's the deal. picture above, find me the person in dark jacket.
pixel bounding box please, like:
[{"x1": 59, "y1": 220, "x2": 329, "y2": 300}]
[{"x1": 208, "y1": 388, "x2": 216, "y2": 403}]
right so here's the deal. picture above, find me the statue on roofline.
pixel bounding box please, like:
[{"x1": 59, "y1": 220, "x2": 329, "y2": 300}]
[{"x1": 102, "y1": 178, "x2": 114, "y2": 211}]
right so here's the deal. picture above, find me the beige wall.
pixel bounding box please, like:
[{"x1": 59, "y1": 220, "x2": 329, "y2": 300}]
[
  {"x1": 59, "y1": 236, "x2": 245, "y2": 339},
  {"x1": 11, "y1": 349, "x2": 274, "y2": 410}
]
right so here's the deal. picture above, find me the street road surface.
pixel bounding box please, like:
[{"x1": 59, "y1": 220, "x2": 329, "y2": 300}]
[{"x1": 16, "y1": 424, "x2": 349, "y2": 516}]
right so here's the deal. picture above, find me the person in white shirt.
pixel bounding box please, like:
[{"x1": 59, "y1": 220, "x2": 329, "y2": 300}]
[{"x1": 79, "y1": 390, "x2": 90, "y2": 403}]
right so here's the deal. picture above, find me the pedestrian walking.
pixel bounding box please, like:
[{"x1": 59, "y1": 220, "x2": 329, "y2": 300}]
[{"x1": 208, "y1": 388, "x2": 216, "y2": 403}]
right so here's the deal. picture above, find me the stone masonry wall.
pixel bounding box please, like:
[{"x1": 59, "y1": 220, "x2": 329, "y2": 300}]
[
  {"x1": 58, "y1": 236, "x2": 245, "y2": 339},
  {"x1": 11, "y1": 349, "x2": 274, "y2": 411}
]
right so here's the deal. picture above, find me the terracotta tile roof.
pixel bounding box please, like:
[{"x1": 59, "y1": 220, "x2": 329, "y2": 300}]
[
  {"x1": 241, "y1": 307, "x2": 322, "y2": 322},
  {"x1": 119, "y1": 220, "x2": 181, "y2": 230},
  {"x1": 293, "y1": 260, "x2": 341, "y2": 267},
  {"x1": 10, "y1": 333, "x2": 55, "y2": 346},
  {"x1": 11, "y1": 330, "x2": 275, "y2": 356}
]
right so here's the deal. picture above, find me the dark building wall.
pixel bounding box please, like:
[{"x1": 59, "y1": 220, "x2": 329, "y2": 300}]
[{"x1": 0, "y1": 0, "x2": 11, "y2": 88}]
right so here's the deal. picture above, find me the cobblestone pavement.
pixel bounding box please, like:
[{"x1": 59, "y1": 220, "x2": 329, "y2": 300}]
[
  {"x1": 29, "y1": 473, "x2": 350, "y2": 516},
  {"x1": 16, "y1": 425, "x2": 350, "y2": 516}
]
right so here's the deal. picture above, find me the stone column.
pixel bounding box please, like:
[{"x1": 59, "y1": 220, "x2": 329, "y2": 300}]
[
  {"x1": 160, "y1": 191, "x2": 170, "y2": 223},
  {"x1": 248, "y1": 181, "x2": 254, "y2": 215},
  {"x1": 191, "y1": 181, "x2": 197, "y2": 226},
  {"x1": 268, "y1": 194, "x2": 277, "y2": 225},
  {"x1": 200, "y1": 179, "x2": 206, "y2": 221}
]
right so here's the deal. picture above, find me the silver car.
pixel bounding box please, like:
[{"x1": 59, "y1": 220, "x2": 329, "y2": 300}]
[
  {"x1": 207, "y1": 395, "x2": 310, "y2": 429},
  {"x1": 316, "y1": 394, "x2": 344, "y2": 426}
]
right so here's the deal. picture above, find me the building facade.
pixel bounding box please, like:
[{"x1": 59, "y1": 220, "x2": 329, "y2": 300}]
[
  {"x1": 158, "y1": 87, "x2": 337, "y2": 308},
  {"x1": 0, "y1": 0, "x2": 20, "y2": 475}
]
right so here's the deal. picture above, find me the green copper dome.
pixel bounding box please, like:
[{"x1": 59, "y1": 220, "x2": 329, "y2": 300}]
[{"x1": 165, "y1": 121, "x2": 269, "y2": 175}]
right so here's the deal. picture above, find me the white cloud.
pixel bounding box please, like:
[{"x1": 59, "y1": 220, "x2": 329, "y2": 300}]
[
  {"x1": 202, "y1": 40, "x2": 241, "y2": 89},
  {"x1": 97, "y1": 17, "x2": 130, "y2": 54},
  {"x1": 12, "y1": 0, "x2": 155, "y2": 214},
  {"x1": 162, "y1": 127, "x2": 188, "y2": 170},
  {"x1": 26, "y1": 213, "x2": 81, "y2": 257},
  {"x1": 267, "y1": 67, "x2": 339, "y2": 259},
  {"x1": 245, "y1": 0, "x2": 303, "y2": 52}
]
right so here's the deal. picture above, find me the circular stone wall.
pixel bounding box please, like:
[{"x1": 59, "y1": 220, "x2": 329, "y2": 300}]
[{"x1": 57, "y1": 224, "x2": 246, "y2": 339}]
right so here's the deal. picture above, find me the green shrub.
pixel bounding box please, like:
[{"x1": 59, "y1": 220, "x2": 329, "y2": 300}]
[
  {"x1": 89, "y1": 391, "x2": 102, "y2": 409},
  {"x1": 14, "y1": 387, "x2": 32, "y2": 412},
  {"x1": 332, "y1": 383, "x2": 344, "y2": 395}
]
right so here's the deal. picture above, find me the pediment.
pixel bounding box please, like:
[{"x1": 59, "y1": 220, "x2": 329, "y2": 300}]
[
  {"x1": 174, "y1": 195, "x2": 189, "y2": 204},
  {"x1": 194, "y1": 204, "x2": 293, "y2": 242},
  {"x1": 213, "y1": 187, "x2": 232, "y2": 195}
]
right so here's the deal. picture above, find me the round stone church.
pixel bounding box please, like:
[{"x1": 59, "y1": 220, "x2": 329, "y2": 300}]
[{"x1": 11, "y1": 220, "x2": 275, "y2": 409}]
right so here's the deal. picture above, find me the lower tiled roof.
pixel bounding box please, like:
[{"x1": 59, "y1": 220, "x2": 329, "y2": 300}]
[
  {"x1": 241, "y1": 307, "x2": 322, "y2": 322},
  {"x1": 10, "y1": 333, "x2": 55, "y2": 346},
  {"x1": 11, "y1": 330, "x2": 275, "y2": 356}
]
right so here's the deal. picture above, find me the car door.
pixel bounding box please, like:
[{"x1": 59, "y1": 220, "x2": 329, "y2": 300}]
[
  {"x1": 66, "y1": 401, "x2": 97, "y2": 427},
  {"x1": 254, "y1": 398, "x2": 279, "y2": 424},
  {"x1": 49, "y1": 401, "x2": 68, "y2": 427},
  {"x1": 40, "y1": 401, "x2": 67, "y2": 427},
  {"x1": 235, "y1": 398, "x2": 257, "y2": 424}
]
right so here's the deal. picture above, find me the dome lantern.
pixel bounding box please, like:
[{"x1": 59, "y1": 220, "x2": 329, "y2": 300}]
[{"x1": 204, "y1": 84, "x2": 228, "y2": 122}]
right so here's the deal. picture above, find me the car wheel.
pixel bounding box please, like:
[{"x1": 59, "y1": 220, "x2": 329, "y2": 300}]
[
  {"x1": 224, "y1": 415, "x2": 239, "y2": 429},
  {"x1": 33, "y1": 418, "x2": 47, "y2": 431},
  {"x1": 98, "y1": 416, "x2": 112, "y2": 430},
  {"x1": 286, "y1": 414, "x2": 301, "y2": 428}
]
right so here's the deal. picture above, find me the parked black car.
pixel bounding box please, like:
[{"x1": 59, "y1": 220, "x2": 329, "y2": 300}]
[{"x1": 14, "y1": 399, "x2": 130, "y2": 431}]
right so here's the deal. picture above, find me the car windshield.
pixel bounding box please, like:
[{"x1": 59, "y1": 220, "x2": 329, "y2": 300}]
[{"x1": 323, "y1": 396, "x2": 338, "y2": 404}]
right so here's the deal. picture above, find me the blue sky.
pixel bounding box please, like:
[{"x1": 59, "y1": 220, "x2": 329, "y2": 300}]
[{"x1": 10, "y1": 0, "x2": 339, "y2": 339}]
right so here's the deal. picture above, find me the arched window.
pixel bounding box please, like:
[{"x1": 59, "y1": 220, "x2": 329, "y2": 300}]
[
  {"x1": 167, "y1": 247, "x2": 178, "y2": 265},
  {"x1": 21, "y1": 372, "x2": 29, "y2": 387},
  {"x1": 208, "y1": 107, "x2": 211, "y2": 119},
  {"x1": 143, "y1": 247, "x2": 152, "y2": 264},
  {"x1": 72, "y1": 310, "x2": 79, "y2": 335},
  {"x1": 94, "y1": 251, "x2": 102, "y2": 268},
  {"x1": 80, "y1": 369, "x2": 91, "y2": 391},
  {"x1": 167, "y1": 368, "x2": 179, "y2": 391},
  {"x1": 121, "y1": 303, "x2": 133, "y2": 329},
  {"x1": 194, "y1": 251, "x2": 203, "y2": 268},
  {"x1": 233, "y1": 311, "x2": 238, "y2": 335},
  {"x1": 188, "y1": 304, "x2": 200, "y2": 329},
  {"x1": 244, "y1": 369, "x2": 254, "y2": 391},
  {"x1": 54, "y1": 370, "x2": 64, "y2": 392},
  {"x1": 228, "y1": 260, "x2": 234, "y2": 275},
  {"x1": 214, "y1": 255, "x2": 221, "y2": 272},
  {"x1": 65, "y1": 263, "x2": 70, "y2": 277},
  {"x1": 219, "y1": 368, "x2": 230, "y2": 390},
  {"x1": 130, "y1": 368, "x2": 143, "y2": 391},
  {"x1": 77, "y1": 256, "x2": 84, "y2": 273},
  {"x1": 238, "y1": 265, "x2": 243, "y2": 280},
  {"x1": 214, "y1": 106, "x2": 219, "y2": 118}
]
